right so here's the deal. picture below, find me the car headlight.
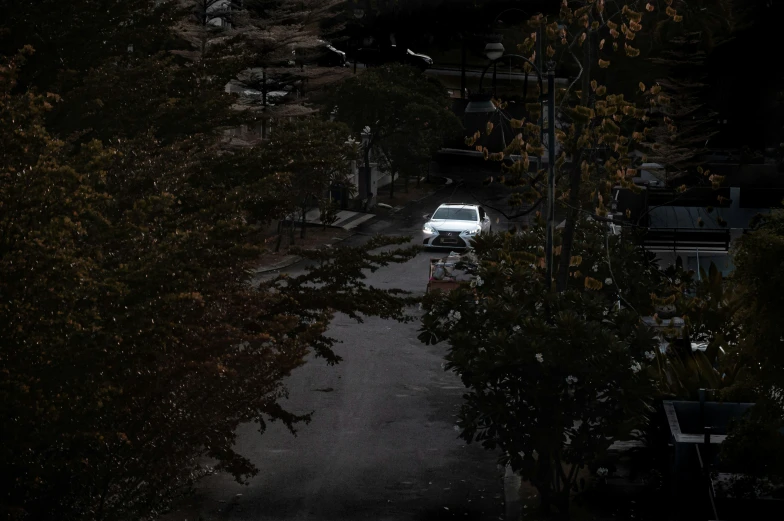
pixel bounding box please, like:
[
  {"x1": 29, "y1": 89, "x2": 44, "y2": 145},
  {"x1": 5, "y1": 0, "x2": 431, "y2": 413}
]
[
  {"x1": 462, "y1": 227, "x2": 481, "y2": 236},
  {"x1": 423, "y1": 224, "x2": 437, "y2": 234}
]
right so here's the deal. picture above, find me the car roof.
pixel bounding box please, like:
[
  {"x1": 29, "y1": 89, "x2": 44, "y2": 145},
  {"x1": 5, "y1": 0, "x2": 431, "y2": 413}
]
[{"x1": 438, "y1": 203, "x2": 478, "y2": 208}]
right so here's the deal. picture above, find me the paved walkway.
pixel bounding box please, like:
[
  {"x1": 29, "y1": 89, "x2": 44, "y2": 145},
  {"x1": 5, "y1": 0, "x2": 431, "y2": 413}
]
[{"x1": 303, "y1": 209, "x2": 376, "y2": 230}]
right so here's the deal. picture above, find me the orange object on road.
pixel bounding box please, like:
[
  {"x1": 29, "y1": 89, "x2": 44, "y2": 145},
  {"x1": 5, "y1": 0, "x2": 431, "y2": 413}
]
[{"x1": 426, "y1": 256, "x2": 463, "y2": 294}]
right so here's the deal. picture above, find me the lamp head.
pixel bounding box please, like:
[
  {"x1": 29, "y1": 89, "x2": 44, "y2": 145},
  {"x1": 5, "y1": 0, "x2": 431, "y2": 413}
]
[
  {"x1": 484, "y1": 42, "x2": 505, "y2": 61},
  {"x1": 464, "y1": 93, "x2": 497, "y2": 114}
]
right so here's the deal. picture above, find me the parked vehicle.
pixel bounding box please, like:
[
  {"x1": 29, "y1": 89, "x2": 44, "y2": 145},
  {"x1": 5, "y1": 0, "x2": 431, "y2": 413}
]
[
  {"x1": 239, "y1": 88, "x2": 290, "y2": 105},
  {"x1": 422, "y1": 203, "x2": 491, "y2": 250},
  {"x1": 283, "y1": 40, "x2": 348, "y2": 68},
  {"x1": 308, "y1": 40, "x2": 348, "y2": 67},
  {"x1": 354, "y1": 45, "x2": 433, "y2": 70}
]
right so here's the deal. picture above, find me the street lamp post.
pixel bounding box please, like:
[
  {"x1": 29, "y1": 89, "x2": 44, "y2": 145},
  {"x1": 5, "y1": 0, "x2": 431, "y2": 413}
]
[
  {"x1": 353, "y1": 8, "x2": 364, "y2": 74},
  {"x1": 544, "y1": 61, "x2": 557, "y2": 288},
  {"x1": 465, "y1": 54, "x2": 557, "y2": 288},
  {"x1": 483, "y1": 39, "x2": 504, "y2": 98},
  {"x1": 485, "y1": 8, "x2": 531, "y2": 99},
  {"x1": 460, "y1": 33, "x2": 467, "y2": 99}
]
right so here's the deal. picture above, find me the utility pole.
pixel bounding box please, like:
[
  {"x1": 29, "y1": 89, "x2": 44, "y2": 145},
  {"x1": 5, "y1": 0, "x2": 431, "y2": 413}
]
[
  {"x1": 460, "y1": 33, "x2": 467, "y2": 99},
  {"x1": 536, "y1": 26, "x2": 544, "y2": 174},
  {"x1": 262, "y1": 67, "x2": 267, "y2": 108},
  {"x1": 544, "y1": 60, "x2": 557, "y2": 288}
]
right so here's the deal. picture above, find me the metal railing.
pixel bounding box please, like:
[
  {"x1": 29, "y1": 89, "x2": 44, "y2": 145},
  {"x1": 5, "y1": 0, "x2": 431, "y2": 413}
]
[{"x1": 640, "y1": 228, "x2": 731, "y2": 252}]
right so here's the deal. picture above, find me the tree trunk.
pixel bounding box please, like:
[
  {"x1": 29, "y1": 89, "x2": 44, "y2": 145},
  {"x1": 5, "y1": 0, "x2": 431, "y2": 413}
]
[
  {"x1": 300, "y1": 204, "x2": 307, "y2": 239},
  {"x1": 533, "y1": 454, "x2": 555, "y2": 517},
  {"x1": 404, "y1": 172, "x2": 409, "y2": 193},
  {"x1": 362, "y1": 144, "x2": 373, "y2": 211},
  {"x1": 554, "y1": 493, "x2": 571, "y2": 520},
  {"x1": 555, "y1": 163, "x2": 582, "y2": 292},
  {"x1": 536, "y1": 483, "x2": 553, "y2": 518},
  {"x1": 275, "y1": 219, "x2": 283, "y2": 252},
  {"x1": 389, "y1": 172, "x2": 396, "y2": 199},
  {"x1": 555, "y1": 24, "x2": 594, "y2": 293},
  {"x1": 553, "y1": 461, "x2": 573, "y2": 520},
  {"x1": 289, "y1": 213, "x2": 295, "y2": 245}
]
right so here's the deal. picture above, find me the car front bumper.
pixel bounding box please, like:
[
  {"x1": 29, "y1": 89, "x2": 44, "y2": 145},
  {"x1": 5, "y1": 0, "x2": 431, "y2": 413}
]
[{"x1": 423, "y1": 231, "x2": 471, "y2": 249}]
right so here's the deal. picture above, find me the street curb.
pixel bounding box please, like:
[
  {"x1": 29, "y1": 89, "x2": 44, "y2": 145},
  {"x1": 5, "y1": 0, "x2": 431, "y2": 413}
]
[{"x1": 253, "y1": 257, "x2": 303, "y2": 275}]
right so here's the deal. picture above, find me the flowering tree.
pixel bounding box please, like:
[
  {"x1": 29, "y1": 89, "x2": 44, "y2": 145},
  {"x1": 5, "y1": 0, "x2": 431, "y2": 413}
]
[
  {"x1": 463, "y1": 0, "x2": 690, "y2": 291},
  {"x1": 419, "y1": 219, "x2": 663, "y2": 517}
]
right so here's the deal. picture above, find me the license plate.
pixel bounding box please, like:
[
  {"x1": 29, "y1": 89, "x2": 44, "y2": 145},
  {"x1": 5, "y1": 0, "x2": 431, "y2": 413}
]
[{"x1": 441, "y1": 238, "x2": 458, "y2": 244}]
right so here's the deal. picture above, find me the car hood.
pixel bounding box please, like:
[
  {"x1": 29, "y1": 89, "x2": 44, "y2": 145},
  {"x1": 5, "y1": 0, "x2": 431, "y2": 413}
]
[{"x1": 426, "y1": 219, "x2": 479, "y2": 231}]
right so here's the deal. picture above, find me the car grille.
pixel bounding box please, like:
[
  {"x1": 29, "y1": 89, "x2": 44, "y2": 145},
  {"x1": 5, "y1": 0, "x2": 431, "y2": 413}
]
[{"x1": 432, "y1": 231, "x2": 467, "y2": 248}]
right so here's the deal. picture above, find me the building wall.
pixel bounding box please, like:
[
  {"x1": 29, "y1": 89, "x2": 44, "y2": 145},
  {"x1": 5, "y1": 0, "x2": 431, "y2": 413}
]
[{"x1": 634, "y1": 184, "x2": 774, "y2": 277}]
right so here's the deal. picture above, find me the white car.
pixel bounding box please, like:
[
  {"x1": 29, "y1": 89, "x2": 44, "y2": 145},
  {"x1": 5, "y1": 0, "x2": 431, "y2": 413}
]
[{"x1": 422, "y1": 203, "x2": 491, "y2": 250}]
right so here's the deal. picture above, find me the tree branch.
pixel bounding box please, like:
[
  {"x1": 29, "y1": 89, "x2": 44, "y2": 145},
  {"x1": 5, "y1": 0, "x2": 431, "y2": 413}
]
[
  {"x1": 605, "y1": 227, "x2": 640, "y2": 316},
  {"x1": 468, "y1": 191, "x2": 545, "y2": 223}
]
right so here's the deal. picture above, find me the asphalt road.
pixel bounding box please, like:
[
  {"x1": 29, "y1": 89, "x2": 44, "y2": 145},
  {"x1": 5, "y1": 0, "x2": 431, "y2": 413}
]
[{"x1": 171, "y1": 181, "x2": 520, "y2": 521}]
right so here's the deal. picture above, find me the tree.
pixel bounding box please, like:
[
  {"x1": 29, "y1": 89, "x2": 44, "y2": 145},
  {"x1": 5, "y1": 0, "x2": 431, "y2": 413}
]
[
  {"x1": 419, "y1": 219, "x2": 663, "y2": 518},
  {"x1": 0, "y1": 0, "x2": 179, "y2": 94},
  {"x1": 260, "y1": 118, "x2": 359, "y2": 239},
  {"x1": 1, "y1": 25, "x2": 418, "y2": 521},
  {"x1": 226, "y1": 0, "x2": 353, "y2": 119},
  {"x1": 643, "y1": 0, "x2": 741, "y2": 184},
  {"x1": 719, "y1": 400, "x2": 784, "y2": 500},
  {"x1": 463, "y1": 1, "x2": 689, "y2": 292},
  {"x1": 377, "y1": 97, "x2": 462, "y2": 195},
  {"x1": 653, "y1": 207, "x2": 784, "y2": 402},
  {"x1": 728, "y1": 208, "x2": 784, "y2": 391},
  {"x1": 326, "y1": 63, "x2": 461, "y2": 200},
  {"x1": 0, "y1": 0, "x2": 349, "y2": 144}
]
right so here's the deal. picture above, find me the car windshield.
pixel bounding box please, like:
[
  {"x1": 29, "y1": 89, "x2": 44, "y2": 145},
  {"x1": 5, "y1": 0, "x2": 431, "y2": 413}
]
[{"x1": 431, "y1": 207, "x2": 478, "y2": 221}]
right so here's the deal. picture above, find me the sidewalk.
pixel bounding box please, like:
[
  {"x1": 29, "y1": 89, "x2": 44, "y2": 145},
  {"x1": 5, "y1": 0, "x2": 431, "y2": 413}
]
[
  {"x1": 375, "y1": 175, "x2": 449, "y2": 210},
  {"x1": 253, "y1": 175, "x2": 451, "y2": 274},
  {"x1": 254, "y1": 226, "x2": 355, "y2": 274},
  {"x1": 302, "y1": 208, "x2": 376, "y2": 230}
]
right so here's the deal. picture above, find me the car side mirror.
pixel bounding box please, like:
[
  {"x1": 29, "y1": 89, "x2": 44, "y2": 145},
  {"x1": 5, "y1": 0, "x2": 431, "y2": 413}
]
[{"x1": 423, "y1": 214, "x2": 431, "y2": 220}]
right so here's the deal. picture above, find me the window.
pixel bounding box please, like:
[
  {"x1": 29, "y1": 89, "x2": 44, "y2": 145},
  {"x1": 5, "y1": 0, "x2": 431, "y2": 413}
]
[{"x1": 432, "y1": 207, "x2": 478, "y2": 221}]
